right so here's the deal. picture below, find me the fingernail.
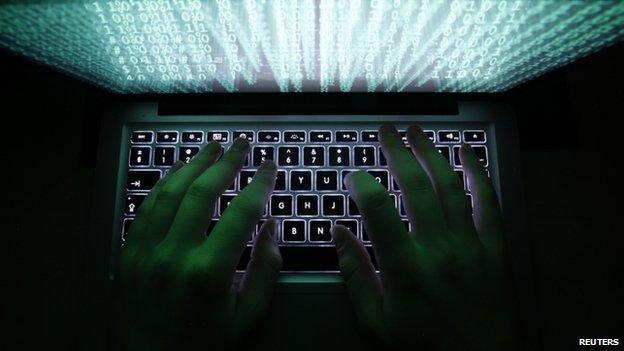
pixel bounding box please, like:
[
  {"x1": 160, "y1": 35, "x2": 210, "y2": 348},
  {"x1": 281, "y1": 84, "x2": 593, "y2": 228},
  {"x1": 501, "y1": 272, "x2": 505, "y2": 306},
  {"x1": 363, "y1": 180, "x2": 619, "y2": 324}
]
[
  {"x1": 231, "y1": 137, "x2": 249, "y2": 151},
  {"x1": 379, "y1": 123, "x2": 399, "y2": 137},
  {"x1": 407, "y1": 125, "x2": 426, "y2": 140},
  {"x1": 461, "y1": 143, "x2": 473, "y2": 154}
]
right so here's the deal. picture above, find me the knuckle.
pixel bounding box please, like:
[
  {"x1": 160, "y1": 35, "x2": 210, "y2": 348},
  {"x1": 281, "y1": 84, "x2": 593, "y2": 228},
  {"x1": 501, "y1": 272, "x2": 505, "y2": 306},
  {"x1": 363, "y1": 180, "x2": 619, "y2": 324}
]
[
  {"x1": 156, "y1": 181, "x2": 185, "y2": 202},
  {"x1": 185, "y1": 179, "x2": 218, "y2": 200}
]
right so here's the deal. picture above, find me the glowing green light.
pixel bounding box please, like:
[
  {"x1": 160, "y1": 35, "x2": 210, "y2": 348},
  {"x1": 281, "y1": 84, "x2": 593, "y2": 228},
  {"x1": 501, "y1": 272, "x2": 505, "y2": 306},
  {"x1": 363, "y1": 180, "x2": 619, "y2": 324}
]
[{"x1": 0, "y1": 0, "x2": 622, "y2": 93}]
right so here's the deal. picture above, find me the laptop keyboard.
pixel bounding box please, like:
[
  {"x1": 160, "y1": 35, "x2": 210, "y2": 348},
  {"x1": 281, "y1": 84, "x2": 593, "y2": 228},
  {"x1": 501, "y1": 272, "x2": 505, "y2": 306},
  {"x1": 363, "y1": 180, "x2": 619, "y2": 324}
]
[{"x1": 122, "y1": 126, "x2": 490, "y2": 272}]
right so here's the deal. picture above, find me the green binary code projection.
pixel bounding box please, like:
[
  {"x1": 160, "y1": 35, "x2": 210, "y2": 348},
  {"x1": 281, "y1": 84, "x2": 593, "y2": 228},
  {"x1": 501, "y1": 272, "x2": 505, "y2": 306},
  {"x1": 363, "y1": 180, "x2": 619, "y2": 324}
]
[{"x1": 0, "y1": 1, "x2": 622, "y2": 93}]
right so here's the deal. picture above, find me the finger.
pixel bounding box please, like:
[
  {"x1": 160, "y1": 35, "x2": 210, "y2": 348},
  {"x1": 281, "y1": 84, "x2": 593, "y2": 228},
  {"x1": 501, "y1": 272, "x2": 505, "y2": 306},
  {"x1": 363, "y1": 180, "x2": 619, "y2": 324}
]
[
  {"x1": 236, "y1": 219, "x2": 282, "y2": 333},
  {"x1": 460, "y1": 144, "x2": 504, "y2": 254},
  {"x1": 124, "y1": 160, "x2": 186, "y2": 249},
  {"x1": 345, "y1": 170, "x2": 412, "y2": 272},
  {"x1": 161, "y1": 138, "x2": 250, "y2": 247},
  {"x1": 379, "y1": 123, "x2": 447, "y2": 241},
  {"x1": 331, "y1": 224, "x2": 383, "y2": 331},
  {"x1": 139, "y1": 141, "x2": 224, "y2": 248},
  {"x1": 200, "y1": 160, "x2": 277, "y2": 280},
  {"x1": 407, "y1": 125, "x2": 477, "y2": 240}
]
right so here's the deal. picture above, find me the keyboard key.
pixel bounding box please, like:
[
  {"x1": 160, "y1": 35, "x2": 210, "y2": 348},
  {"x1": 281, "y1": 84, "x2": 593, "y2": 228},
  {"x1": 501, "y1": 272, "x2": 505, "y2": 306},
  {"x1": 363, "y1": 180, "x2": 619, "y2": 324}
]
[
  {"x1": 282, "y1": 220, "x2": 306, "y2": 243},
  {"x1": 125, "y1": 194, "x2": 146, "y2": 215},
  {"x1": 156, "y1": 131, "x2": 178, "y2": 143},
  {"x1": 276, "y1": 170, "x2": 287, "y2": 191},
  {"x1": 129, "y1": 147, "x2": 150, "y2": 166},
  {"x1": 354, "y1": 146, "x2": 376, "y2": 166},
  {"x1": 271, "y1": 195, "x2": 293, "y2": 216},
  {"x1": 438, "y1": 130, "x2": 460, "y2": 143},
  {"x1": 205, "y1": 220, "x2": 219, "y2": 236},
  {"x1": 283, "y1": 131, "x2": 306, "y2": 143},
  {"x1": 233, "y1": 131, "x2": 254, "y2": 142},
  {"x1": 316, "y1": 170, "x2": 338, "y2": 191},
  {"x1": 279, "y1": 246, "x2": 341, "y2": 271},
  {"x1": 362, "y1": 226, "x2": 370, "y2": 242},
  {"x1": 303, "y1": 146, "x2": 325, "y2": 166},
  {"x1": 219, "y1": 194, "x2": 236, "y2": 215},
  {"x1": 463, "y1": 130, "x2": 486, "y2": 143},
  {"x1": 389, "y1": 194, "x2": 397, "y2": 207},
  {"x1": 131, "y1": 131, "x2": 153, "y2": 143},
  {"x1": 253, "y1": 146, "x2": 274, "y2": 166},
  {"x1": 368, "y1": 170, "x2": 389, "y2": 189},
  {"x1": 335, "y1": 219, "x2": 358, "y2": 238},
  {"x1": 239, "y1": 170, "x2": 255, "y2": 190},
  {"x1": 297, "y1": 195, "x2": 319, "y2": 216},
  {"x1": 290, "y1": 170, "x2": 312, "y2": 191},
  {"x1": 392, "y1": 177, "x2": 400, "y2": 191},
  {"x1": 310, "y1": 131, "x2": 331, "y2": 142},
  {"x1": 453, "y1": 146, "x2": 488, "y2": 167},
  {"x1": 399, "y1": 130, "x2": 407, "y2": 142},
  {"x1": 258, "y1": 131, "x2": 280, "y2": 142},
  {"x1": 336, "y1": 131, "x2": 357, "y2": 142},
  {"x1": 127, "y1": 170, "x2": 160, "y2": 190},
  {"x1": 154, "y1": 147, "x2": 175, "y2": 166},
  {"x1": 436, "y1": 145, "x2": 451, "y2": 162},
  {"x1": 309, "y1": 220, "x2": 332, "y2": 242},
  {"x1": 471, "y1": 146, "x2": 489, "y2": 166},
  {"x1": 455, "y1": 170, "x2": 465, "y2": 189},
  {"x1": 226, "y1": 177, "x2": 236, "y2": 192},
  {"x1": 379, "y1": 148, "x2": 387, "y2": 165},
  {"x1": 256, "y1": 220, "x2": 267, "y2": 235},
  {"x1": 179, "y1": 146, "x2": 200, "y2": 163},
  {"x1": 122, "y1": 218, "x2": 134, "y2": 241},
  {"x1": 206, "y1": 131, "x2": 229, "y2": 143},
  {"x1": 181, "y1": 131, "x2": 203, "y2": 143},
  {"x1": 424, "y1": 130, "x2": 435, "y2": 142},
  {"x1": 250, "y1": 220, "x2": 265, "y2": 242},
  {"x1": 322, "y1": 195, "x2": 345, "y2": 216},
  {"x1": 402, "y1": 219, "x2": 411, "y2": 232},
  {"x1": 341, "y1": 170, "x2": 352, "y2": 190},
  {"x1": 400, "y1": 195, "x2": 406, "y2": 216},
  {"x1": 278, "y1": 146, "x2": 300, "y2": 166},
  {"x1": 348, "y1": 196, "x2": 360, "y2": 216},
  {"x1": 361, "y1": 131, "x2": 379, "y2": 142},
  {"x1": 329, "y1": 146, "x2": 350, "y2": 166}
]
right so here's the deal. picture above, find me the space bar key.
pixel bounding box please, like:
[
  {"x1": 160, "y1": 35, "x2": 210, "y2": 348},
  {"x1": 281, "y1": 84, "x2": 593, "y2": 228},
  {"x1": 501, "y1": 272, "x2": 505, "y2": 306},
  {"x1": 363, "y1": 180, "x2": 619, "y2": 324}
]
[{"x1": 279, "y1": 246, "x2": 339, "y2": 272}]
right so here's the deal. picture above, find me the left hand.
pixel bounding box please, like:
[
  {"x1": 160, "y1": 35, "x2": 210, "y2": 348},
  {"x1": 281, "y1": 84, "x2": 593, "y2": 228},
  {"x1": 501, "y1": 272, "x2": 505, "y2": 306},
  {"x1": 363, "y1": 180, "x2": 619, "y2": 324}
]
[{"x1": 114, "y1": 138, "x2": 282, "y2": 350}]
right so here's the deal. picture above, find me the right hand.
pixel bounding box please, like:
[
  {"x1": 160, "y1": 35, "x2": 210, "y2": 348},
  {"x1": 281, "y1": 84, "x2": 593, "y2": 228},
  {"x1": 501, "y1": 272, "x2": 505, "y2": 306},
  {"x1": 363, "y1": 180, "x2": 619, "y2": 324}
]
[{"x1": 332, "y1": 124, "x2": 519, "y2": 350}]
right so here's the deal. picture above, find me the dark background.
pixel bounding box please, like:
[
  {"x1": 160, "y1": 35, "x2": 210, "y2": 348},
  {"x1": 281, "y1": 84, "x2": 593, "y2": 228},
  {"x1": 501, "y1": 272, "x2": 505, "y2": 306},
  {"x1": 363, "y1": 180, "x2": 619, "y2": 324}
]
[{"x1": 3, "y1": 42, "x2": 622, "y2": 350}]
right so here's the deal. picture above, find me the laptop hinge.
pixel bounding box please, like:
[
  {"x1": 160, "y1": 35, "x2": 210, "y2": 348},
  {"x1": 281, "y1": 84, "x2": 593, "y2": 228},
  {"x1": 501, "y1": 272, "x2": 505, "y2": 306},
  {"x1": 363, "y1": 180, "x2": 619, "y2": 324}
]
[{"x1": 158, "y1": 93, "x2": 459, "y2": 115}]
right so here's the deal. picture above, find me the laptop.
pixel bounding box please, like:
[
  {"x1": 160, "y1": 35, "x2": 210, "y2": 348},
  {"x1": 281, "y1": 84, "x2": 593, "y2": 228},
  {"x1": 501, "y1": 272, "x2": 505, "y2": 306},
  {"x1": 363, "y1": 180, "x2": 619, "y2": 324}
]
[{"x1": 1, "y1": 1, "x2": 622, "y2": 349}]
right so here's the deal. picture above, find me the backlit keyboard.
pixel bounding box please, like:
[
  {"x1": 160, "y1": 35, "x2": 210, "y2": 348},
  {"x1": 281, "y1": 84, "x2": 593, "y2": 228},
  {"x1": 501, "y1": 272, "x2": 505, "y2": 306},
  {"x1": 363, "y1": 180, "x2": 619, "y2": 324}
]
[{"x1": 122, "y1": 126, "x2": 489, "y2": 272}]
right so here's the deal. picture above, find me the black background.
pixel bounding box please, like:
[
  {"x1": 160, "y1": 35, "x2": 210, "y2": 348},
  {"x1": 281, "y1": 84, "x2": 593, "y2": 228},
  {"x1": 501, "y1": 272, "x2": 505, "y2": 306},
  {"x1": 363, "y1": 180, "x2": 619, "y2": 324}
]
[{"x1": 3, "y1": 42, "x2": 622, "y2": 350}]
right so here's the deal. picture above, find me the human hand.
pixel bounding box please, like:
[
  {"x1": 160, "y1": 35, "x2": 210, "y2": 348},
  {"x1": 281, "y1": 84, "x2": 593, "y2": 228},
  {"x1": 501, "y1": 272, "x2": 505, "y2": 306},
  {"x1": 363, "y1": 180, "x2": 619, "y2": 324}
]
[
  {"x1": 332, "y1": 124, "x2": 518, "y2": 350},
  {"x1": 115, "y1": 138, "x2": 282, "y2": 350}
]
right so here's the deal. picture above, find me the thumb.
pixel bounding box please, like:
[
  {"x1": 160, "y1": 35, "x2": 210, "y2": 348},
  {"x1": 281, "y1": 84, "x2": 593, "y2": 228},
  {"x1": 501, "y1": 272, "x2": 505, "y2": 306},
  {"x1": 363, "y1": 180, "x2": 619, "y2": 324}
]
[
  {"x1": 236, "y1": 219, "x2": 282, "y2": 333},
  {"x1": 331, "y1": 224, "x2": 383, "y2": 330}
]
